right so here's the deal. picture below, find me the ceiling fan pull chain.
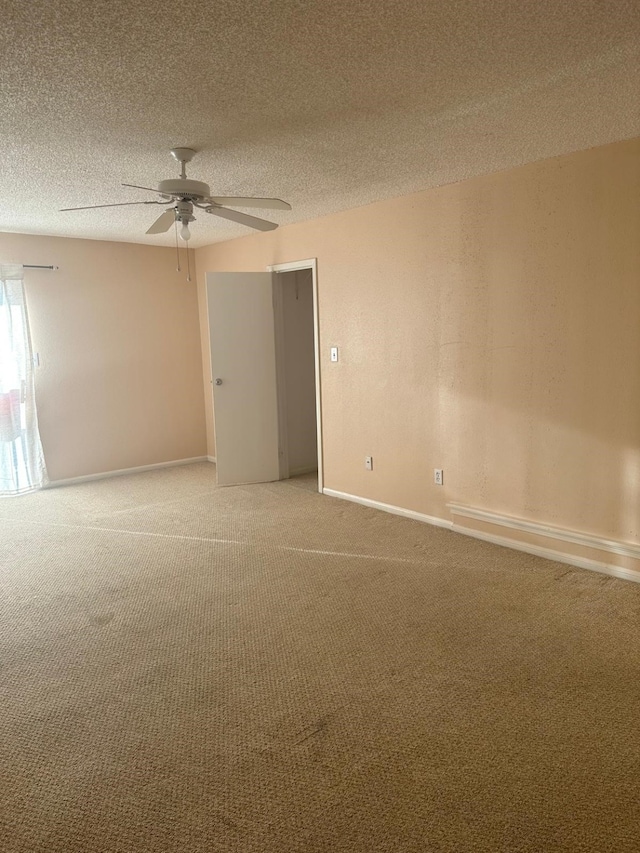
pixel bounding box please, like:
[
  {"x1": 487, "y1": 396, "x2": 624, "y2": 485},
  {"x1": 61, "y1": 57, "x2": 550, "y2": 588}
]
[{"x1": 186, "y1": 245, "x2": 192, "y2": 283}]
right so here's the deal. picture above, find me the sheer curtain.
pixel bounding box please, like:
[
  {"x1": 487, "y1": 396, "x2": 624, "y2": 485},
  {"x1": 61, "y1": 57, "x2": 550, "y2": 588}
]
[{"x1": 0, "y1": 264, "x2": 47, "y2": 494}]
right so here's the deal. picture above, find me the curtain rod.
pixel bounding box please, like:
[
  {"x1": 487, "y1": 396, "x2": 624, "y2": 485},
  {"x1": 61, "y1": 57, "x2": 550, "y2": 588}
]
[{"x1": 24, "y1": 265, "x2": 58, "y2": 270}]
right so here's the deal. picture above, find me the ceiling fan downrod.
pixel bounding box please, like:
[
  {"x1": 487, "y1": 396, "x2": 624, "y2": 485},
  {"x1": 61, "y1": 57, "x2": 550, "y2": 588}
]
[{"x1": 170, "y1": 147, "x2": 196, "y2": 181}]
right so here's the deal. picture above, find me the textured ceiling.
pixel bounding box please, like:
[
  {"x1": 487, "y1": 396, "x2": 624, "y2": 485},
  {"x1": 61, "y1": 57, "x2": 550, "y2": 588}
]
[{"x1": 1, "y1": 0, "x2": 639, "y2": 248}]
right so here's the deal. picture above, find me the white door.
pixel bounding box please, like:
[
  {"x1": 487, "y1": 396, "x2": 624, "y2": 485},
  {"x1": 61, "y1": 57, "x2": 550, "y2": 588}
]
[{"x1": 206, "y1": 272, "x2": 280, "y2": 486}]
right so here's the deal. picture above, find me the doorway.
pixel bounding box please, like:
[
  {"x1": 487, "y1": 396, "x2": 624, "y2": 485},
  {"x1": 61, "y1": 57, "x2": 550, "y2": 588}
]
[
  {"x1": 267, "y1": 258, "x2": 324, "y2": 493},
  {"x1": 205, "y1": 259, "x2": 322, "y2": 492},
  {"x1": 272, "y1": 266, "x2": 320, "y2": 491}
]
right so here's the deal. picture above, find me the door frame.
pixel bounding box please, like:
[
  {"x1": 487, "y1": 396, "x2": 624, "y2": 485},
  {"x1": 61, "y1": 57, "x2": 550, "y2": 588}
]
[{"x1": 267, "y1": 259, "x2": 323, "y2": 494}]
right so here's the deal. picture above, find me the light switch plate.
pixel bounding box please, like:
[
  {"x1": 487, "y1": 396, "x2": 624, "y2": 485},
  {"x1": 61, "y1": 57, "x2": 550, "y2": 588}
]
[{"x1": 330, "y1": 346, "x2": 339, "y2": 362}]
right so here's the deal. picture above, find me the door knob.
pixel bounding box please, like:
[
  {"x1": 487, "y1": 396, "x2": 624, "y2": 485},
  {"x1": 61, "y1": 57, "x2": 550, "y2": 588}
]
[{"x1": 215, "y1": 378, "x2": 223, "y2": 385}]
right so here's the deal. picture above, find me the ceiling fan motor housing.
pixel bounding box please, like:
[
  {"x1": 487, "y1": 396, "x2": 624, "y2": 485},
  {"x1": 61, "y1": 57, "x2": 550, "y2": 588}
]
[{"x1": 158, "y1": 179, "x2": 211, "y2": 201}]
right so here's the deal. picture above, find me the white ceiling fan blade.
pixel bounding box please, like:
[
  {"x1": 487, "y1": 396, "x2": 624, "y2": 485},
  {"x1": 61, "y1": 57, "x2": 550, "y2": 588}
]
[
  {"x1": 206, "y1": 206, "x2": 278, "y2": 231},
  {"x1": 61, "y1": 200, "x2": 163, "y2": 211},
  {"x1": 122, "y1": 183, "x2": 162, "y2": 194},
  {"x1": 146, "y1": 209, "x2": 176, "y2": 234},
  {"x1": 207, "y1": 197, "x2": 291, "y2": 210}
]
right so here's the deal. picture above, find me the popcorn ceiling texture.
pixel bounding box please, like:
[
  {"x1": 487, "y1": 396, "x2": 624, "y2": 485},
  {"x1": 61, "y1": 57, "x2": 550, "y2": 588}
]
[{"x1": 0, "y1": 0, "x2": 639, "y2": 247}]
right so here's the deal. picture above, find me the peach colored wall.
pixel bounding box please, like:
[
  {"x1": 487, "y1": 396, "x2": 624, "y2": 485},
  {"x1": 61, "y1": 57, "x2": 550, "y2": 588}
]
[
  {"x1": 0, "y1": 233, "x2": 206, "y2": 480},
  {"x1": 196, "y1": 136, "x2": 640, "y2": 547}
]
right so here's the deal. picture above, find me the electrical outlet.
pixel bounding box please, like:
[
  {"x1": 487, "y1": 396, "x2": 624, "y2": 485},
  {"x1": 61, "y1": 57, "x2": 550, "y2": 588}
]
[
  {"x1": 365, "y1": 456, "x2": 373, "y2": 471},
  {"x1": 434, "y1": 468, "x2": 443, "y2": 486}
]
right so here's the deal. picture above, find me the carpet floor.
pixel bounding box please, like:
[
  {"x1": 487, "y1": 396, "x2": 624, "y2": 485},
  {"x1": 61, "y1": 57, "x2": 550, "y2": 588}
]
[{"x1": 1, "y1": 462, "x2": 639, "y2": 852}]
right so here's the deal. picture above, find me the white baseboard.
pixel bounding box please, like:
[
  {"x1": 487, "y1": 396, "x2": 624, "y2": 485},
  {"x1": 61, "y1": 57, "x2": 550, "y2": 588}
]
[
  {"x1": 449, "y1": 503, "x2": 640, "y2": 561},
  {"x1": 450, "y1": 523, "x2": 640, "y2": 584},
  {"x1": 449, "y1": 503, "x2": 640, "y2": 584},
  {"x1": 207, "y1": 456, "x2": 217, "y2": 463},
  {"x1": 321, "y1": 488, "x2": 640, "y2": 585},
  {"x1": 322, "y1": 488, "x2": 453, "y2": 530},
  {"x1": 46, "y1": 456, "x2": 210, "y2": 488}
]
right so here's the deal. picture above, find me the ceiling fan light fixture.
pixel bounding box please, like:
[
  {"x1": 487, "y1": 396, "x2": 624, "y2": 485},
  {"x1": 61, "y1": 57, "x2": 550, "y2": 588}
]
[{"x1": 179, "y1": 220, "x2": 191, "y2": 242}]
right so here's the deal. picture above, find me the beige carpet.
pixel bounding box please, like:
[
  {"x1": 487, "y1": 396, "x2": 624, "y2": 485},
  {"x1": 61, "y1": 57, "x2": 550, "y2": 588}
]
[{"x1": 1, "y1": 462, "x2": 639, "y2": 853}]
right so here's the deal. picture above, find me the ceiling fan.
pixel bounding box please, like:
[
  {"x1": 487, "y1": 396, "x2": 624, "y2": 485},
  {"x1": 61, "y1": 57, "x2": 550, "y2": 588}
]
[{"x1": 60, "y1": 148, "x2": 291, "y2": 241}]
